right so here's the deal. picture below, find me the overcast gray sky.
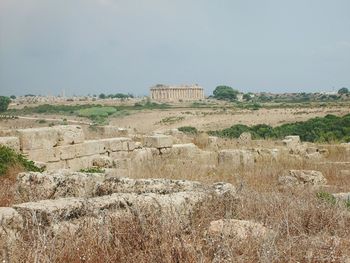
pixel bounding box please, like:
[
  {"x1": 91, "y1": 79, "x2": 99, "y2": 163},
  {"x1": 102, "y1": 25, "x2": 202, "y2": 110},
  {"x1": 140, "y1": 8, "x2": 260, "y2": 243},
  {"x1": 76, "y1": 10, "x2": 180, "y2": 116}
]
[{"x1": 0, "y1": 0, "x2": 349, "y2": 96}]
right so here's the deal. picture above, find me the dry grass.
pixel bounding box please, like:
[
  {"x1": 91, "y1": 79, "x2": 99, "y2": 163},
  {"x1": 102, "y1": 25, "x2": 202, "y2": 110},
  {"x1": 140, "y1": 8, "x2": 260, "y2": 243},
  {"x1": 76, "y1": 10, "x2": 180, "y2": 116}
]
[
  {"x1": 2, "y1": 147, "x2": 350, "y2": 262},
  {"x1": 0, "y1": 165, "x2": 23, "y2": 206}
]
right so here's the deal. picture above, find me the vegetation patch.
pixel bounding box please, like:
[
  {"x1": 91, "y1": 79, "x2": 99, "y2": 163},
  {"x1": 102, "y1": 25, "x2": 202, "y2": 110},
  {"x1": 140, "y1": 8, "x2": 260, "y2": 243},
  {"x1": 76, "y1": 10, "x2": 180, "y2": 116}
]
[
  {"x1": 0, "y1": 145, "x2": 44, "y2": 176},
  {"x1": 178, "y1": 126, "x2": 198, "y2": 134},
  {"x1": 209, "y1": 114, "x2": 350, "y2": 143},
  {"x1": 79, "y1": 167, "x2": 105, "y2": 173},
  {"x1": 159, "y1": 116, "x2": 184, "y2": 125}
]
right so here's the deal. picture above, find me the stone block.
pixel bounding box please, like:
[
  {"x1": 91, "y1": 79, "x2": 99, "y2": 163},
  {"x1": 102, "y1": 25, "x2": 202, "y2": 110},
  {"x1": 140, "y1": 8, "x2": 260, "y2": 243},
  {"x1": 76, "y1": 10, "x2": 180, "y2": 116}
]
[
  {"x1": 279, "y1": 170, "x2": 326, "y2": 186},
  {"x1": 17, "y1": 127, "x2": 59, "y2": 151},
  {"x1": 66, "y1": 155, "x2": 98, "y2": 171},
  {"x1": 27, "y1": 148, "x2": 60, "y2": 163},
  {"x1": 0, "y1": 136, "x2": 20, "y2": 152},
  {"x1": 143, "y1": 135, "x2": 173, "y2": 148},
  {"x1": 56, "y1": 125, "x2": 85, "y2": 146},
  {"x1": 170, "y1": 143, "x2": 199, "y2": 156},
  {"x1": 101, "y1": 137, "x2": 131, "y2": 152},
  {"x1": 45, "y1": 161, "x2": 67, "y2": 171},
  {"x1": 218, "y1": 149, "x2": 254, "y2": 168}
]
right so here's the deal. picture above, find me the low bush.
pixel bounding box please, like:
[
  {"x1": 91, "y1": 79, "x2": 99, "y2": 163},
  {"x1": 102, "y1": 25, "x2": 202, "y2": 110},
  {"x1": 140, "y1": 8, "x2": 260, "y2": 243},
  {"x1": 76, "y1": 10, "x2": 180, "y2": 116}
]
[
  {"x1": 0, "y1": 145, "x2": 44, "y2": 176},
  {"x1": 178, "y1": 126, "x2": 198, "y2": 134},
  {"x1": 209, "y1": 113, "x2": 350, "y2": 143},
  {"x1": 79, "y1": 167, "x2": 105, "y2": 173}
]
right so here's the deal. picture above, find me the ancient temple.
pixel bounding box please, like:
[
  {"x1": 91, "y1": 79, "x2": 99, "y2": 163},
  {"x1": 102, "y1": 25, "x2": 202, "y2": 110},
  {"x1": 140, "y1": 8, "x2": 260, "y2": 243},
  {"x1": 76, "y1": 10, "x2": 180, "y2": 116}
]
[{"x1": 150, "y1": 84, "x2": 205, "y2": 102}]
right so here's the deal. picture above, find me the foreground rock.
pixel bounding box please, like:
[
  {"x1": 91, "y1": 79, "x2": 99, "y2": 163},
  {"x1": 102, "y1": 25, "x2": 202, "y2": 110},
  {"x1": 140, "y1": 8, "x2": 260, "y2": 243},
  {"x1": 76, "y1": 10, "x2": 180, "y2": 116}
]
[
  {"x1": 2, "y1": 173, "x2": 238, "y2": 258},
  {"x1": 15, "y1": 170, "x2": 224, "y2": 202},
  {"x1": 207, "y1": 219, "x2": 270, "y2": 241},
  {"x1": 278, "y1": 170, "x2": 327, "y2": 186},
  {"x1": 206, "y1": 219, "x2": 274, "y2": 263}
]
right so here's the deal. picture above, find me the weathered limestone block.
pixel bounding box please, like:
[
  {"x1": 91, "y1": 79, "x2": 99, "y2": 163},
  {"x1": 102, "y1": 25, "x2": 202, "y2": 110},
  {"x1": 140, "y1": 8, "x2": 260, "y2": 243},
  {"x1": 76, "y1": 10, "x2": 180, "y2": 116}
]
[
  {"x1": 332, "y1": 192, "x2": 350, "y2": 203},
  {"x1": 101, "y1": 137, "x2": 131, "y2": 152},
  {"x1": 131, "y1": 148, "x2": 157, "y2": 162},
  {"x1": 208, "y1": 136, "x2": 219, "y2": 150},
  {"x1": 170, "y1": 143, "x2": 199, "y2": 156},
  {"x1": 238, "y1": 132, "x2": 252, "y2": 145},
  {"x1": 66, "y1": 155, "x2": 100, "y2": 171},
  {"x1": 207, "y1": 219, "x2": 270, "y2": 240},
  {"x1": 17, "y1": 127, "x2": 59, "y2": 151},
  {"x1": 113, "y1": 158, "x2": 130, "y2": 169},
  {"x1": 17, "y1": 126, "x2": 84, "y2": 152},
  {"x1": 283, "y1": 135, "x2": 302, "y2": 153},
  {"x1": 143, "y1": 135, "x2": 173, "y2": 149},
  {"x1": 74, "y1": 140, "x2": 106, "y2": 158},
  {"x1": 27, "y1": 148, "x2": 60, "y2": 163},
  {"x1": 254, "y1": 148, "x2": 279, "y2": 162},
  {"x1": 13, "y1": 198, "x2": 86, "y2": 225},
  {"x1": 92, "y1": 156, "x2": 113, "y2": 168},
  {"x1": 45, "y1": 161, "x2": 67, "y2": 171},
  {"x1": 218, "y1": 149, "x2": 254, "y2": 168},
  {"x1": 15, "y1": 170, "x2": 106, "y2": 202},
  {"x1": 98, "y1": 126, "x2": 129, "y2": 138},
  {"x1": 0, "y1": 137, "x2": 20, "y2": 152},
  {"x1": 278, "y1": 170, "x2": 327, "y2": 186},
  {"x1": 56, "y1": 125, "x2": 84, "y2": 146},
  {"x1": 0, "y1": 207, "x2": 23, "y2": 235},
  {"x1": 95, "y1": 177, "x2": 204, "y2": 196}
]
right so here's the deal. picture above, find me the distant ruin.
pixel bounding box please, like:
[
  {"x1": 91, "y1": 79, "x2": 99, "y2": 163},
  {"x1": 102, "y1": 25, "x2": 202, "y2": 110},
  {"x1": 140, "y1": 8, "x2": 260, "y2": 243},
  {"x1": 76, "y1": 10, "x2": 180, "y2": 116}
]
[{"x1": 150, "y1": 84, "x2": 205, "y2": 102}]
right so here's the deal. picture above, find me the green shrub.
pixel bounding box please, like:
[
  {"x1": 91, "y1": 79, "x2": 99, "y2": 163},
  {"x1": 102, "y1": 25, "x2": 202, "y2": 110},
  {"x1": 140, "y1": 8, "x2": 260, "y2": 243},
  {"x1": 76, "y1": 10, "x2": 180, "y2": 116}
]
[
  {"x1": 178, "y1": 126, "x2": 198, "y2": 134},
  {"x1": 160, "y1": 116, "x2": 184, "y2": 124},
  {"x1": 77, "y1": 107, "x2": 117, "y2": 118},
  {"x1": 316, "y1": 191, "x2": 336, "y2": 205},
  {"x1": 0, "y1": 145, "x2": 44, "y2": 176},
  {"x1": 209, "y1": 113, "x2": 350, "y2": 143},
  {"x1": 79, "y1": 167, "x2": 105, "y2": 173},
  {"x1": 0, "y1": 96, "x2": 11, "y2": 112}
]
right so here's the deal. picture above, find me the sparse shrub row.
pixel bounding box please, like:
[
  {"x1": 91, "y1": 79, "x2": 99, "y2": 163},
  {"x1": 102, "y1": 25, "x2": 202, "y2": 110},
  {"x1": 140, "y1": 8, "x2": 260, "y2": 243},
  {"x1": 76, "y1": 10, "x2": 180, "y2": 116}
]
[
  {"x1": 209, "y1": 113, "x2": 350, "y2": 143},
  {"x1": 178, "y1": 126, "x2": 198, "y2": 134},
  {"x1": 0, "y1": 145, "x2": 44, "y2": 176},
  {"x1": 79, "y1": 167, "x2": 105, "y2": 173}
]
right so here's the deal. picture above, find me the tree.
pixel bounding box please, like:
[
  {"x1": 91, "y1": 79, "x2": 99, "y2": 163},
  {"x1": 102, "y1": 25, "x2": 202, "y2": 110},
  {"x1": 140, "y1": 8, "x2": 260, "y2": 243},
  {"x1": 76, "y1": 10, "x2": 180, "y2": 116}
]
[
  {"x1": 99, "y1": 93, "x2": 106, "y2": 99},
  {"x1": 338, "y1": 87, "x2": 349, "y2": 94},
  {"x1": 0, "y1": 96, "x2": 11, "y2": 112},
  {"x1": 10, "y1": 95, "x2": 16, "y2": 100},
  {"x1": 213, "y1": 86, "x2": 239, "y2": 101},
  {"x1": 243, "y1": 93, "x2": 252, "y2": 101}
]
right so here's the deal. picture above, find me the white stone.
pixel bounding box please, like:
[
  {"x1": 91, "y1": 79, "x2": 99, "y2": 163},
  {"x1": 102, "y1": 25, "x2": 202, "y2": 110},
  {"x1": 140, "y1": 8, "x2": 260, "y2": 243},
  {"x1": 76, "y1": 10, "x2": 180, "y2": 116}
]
[
  {"x1": 143, "y1": 135, "x2": 173, "y2": 148},
  {"x1": 279, "y1": 170, "x2": 327, "y2": 186}
]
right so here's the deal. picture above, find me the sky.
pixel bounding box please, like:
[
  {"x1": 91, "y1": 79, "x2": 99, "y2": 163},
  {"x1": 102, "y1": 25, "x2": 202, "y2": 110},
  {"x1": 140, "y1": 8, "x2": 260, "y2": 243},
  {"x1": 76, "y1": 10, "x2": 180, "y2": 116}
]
[{"x1": 0, "y1": 0, "x2": 350, "y2": 96}]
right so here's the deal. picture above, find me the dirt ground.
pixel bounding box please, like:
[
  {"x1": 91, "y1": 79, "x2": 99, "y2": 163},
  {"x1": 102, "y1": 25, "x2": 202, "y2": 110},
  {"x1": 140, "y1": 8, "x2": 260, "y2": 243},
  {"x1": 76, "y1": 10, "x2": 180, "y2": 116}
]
[
  {"x1": 109, "y1": 106, "x2": 349, "y2": 133},
  {"x1": 1, "y1": 105, "x2": 349, "y2": 133}
]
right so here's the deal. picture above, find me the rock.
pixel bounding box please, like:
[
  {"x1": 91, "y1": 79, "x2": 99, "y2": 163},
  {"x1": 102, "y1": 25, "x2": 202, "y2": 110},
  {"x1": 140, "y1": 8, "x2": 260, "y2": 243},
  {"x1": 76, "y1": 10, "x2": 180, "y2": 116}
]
[
  {"x1": 238, "y1": 132, "x2": 252, "y2": 144},
  {"x1": 17, "y1": 127, "x2": 59, "y2": 151},
  {"x1": 306, "y1": 146, "x2": 318, "y2": 154},
  {"x1": 207, "y1": 219, "x2": 270, "y2": 240},
  {"x1": 143, "y1": 135, "x2": 173, "y2": 149},
  {"x1": 13, "y1": 197, "x2": 86, "y2": 225},
  {"x1": 92, "y1": 156, "x2": 113, "y2": 168},
  {"x1": 218, "y1": 149, "x2": 254, "y2": 169},
  {"x1": 332, "y1": 193, "x2": 350, "y2": 202},
  {"x1": 95, "y1": 177, "x2": 204, "y2": 196},
  {"x1": 0, "y1": 137, "x2": 20, "y2": 152},
  {"x1": 17, "y1": 126, "x2": 84, "y2": 152},
  {"x1": 15, "y1": 170, "x2": 106, "y2": 202},
  {"x1": 0, "y1": 207, "x2": 23, "y2": 234},
  {"x1": 56, "y1": 125, "x2": 85, "y2": 146},
  {"x1": 279, "y1": 170, "x2": 327, "y2": 186}
]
